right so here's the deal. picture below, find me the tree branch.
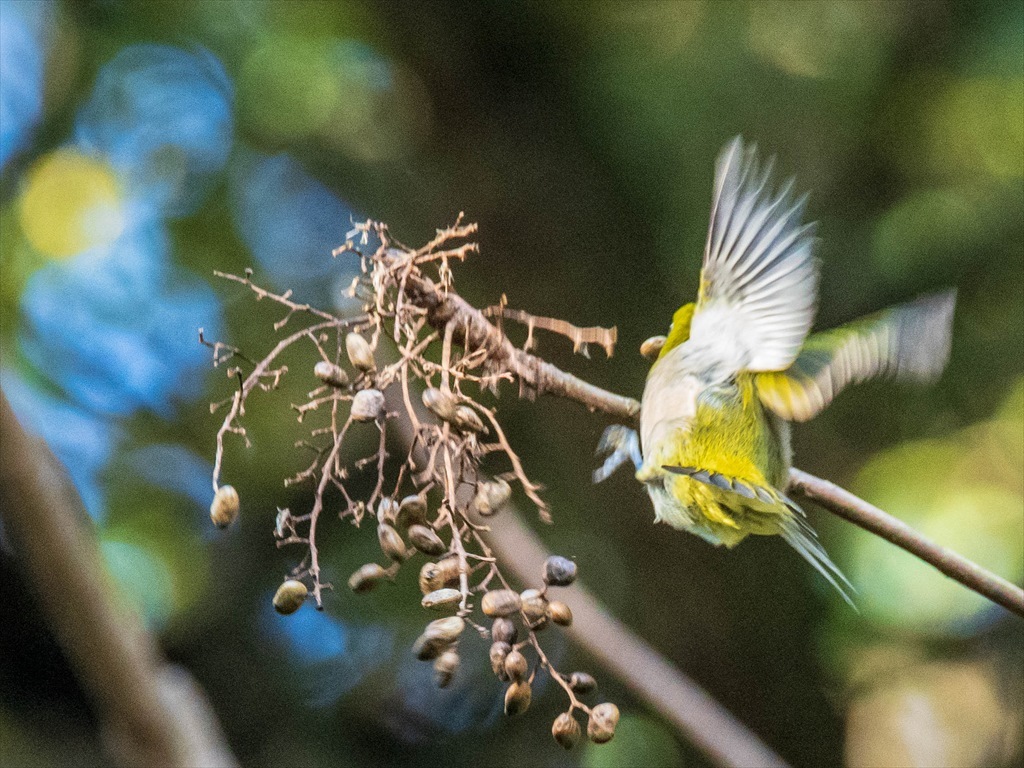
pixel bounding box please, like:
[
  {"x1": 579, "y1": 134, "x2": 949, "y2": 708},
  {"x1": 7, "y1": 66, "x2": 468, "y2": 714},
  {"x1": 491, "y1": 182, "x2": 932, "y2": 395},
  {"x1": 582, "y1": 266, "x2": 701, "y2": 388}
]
[
  {"x1": 0, "y1": 391, "x2": 237, "y2": 768},
  {"x1": 401, "y1": 269, "x2": 639, "y2": 419},
  {"x1": 399, "y1": 271, "x2": 1024, "y2": 619},
  {"x1": 788, "y1": 468, "x2": 1024, "y2": 617}
]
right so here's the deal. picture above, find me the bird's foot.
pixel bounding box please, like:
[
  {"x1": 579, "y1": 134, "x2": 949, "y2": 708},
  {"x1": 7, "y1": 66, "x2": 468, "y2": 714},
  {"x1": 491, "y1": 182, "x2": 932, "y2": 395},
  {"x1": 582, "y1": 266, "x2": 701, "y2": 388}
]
[{"x1": 593, "y1": 425, "x2": 642, "y2": 483}]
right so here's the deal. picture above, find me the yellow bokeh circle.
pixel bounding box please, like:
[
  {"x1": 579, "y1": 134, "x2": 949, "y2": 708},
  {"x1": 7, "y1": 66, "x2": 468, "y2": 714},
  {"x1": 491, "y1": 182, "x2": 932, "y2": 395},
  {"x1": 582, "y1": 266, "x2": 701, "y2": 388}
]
[{"x1": 18, "y1": 149, "x2": 125, "y2": 259}]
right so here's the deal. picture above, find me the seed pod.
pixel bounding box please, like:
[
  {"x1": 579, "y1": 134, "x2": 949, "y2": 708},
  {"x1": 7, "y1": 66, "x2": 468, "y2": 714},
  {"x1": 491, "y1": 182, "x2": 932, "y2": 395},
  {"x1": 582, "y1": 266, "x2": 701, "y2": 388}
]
[
  {"x1": 504, "y1": 681, "x2": 532, "y2": 716},
  {"x1": 453, "y1": 405, "x2": 485, "y2": 433},
  {"x1": 412, "y1": 616, "x2": 465, "y2": 660},
  {"x1": 348, "y1": 563, "x2": 389, "y2": 593},
  {"x1": 552, "y1": 712, "x2": 582, "y2": 750},
  {"x1": 421, "y1": 588, "x2": 461, "y2": 610},
  {"x1": 433, "y1": 650, "x2": 459, "y2": 688},
  {"x1": 376, "y1": 497, "x2": 399, "y2": 525},
  {"x1": 313, "y1": 361, "x2": 349, "y2": 388},
  {"x1": 424, "y1": 616, "x2": 466, "y2": 643},
  {"x1": 397, "y1": 494, "x2": 428, "y2": 529},
  {"x1": 418, "y1": 558, "x2": 459, "y2": 594},
  {"x1": 640, "y1": 335, "x2": 667, "y2": 359},
  {"x1": 503, "y1": 649, "x2": 528, "y2": 682},
  {"x1": 587, "y1": 703, "x2": 620, "y2": 744},
  {"x1": 520, "y1": 589, "x2": 548, "y2": 624},
  {"x1": 473, "y1": 478, "x2": 512, "y2": 516},
  {"x1": 273, "y1": 579, "x2": 307, "y2": 615},
  {"x1": 408, "y1": 524, "x2": 446, "y2": 556},
  {"x1": 210, "y1": 485, "x2": 240, "y2": 529},
  {"x1": 489, "y1": 641, "x2": 511, "y2": 680},
  {"x1": 412, "y1": 634, "x2": 446, "y2": 661},
  {"x1": 481, "y1": 589, "x2": 522, "y2": 618},
  {"x1": 569, "y1": 671, "x2": 597, "y2": 694},
  {"x1": 543, "y1": 555, "x2": 577, "y2": 587},
  {"x1": 548, "y1": 600, "x2": 573, "y2": 627},
  {"x1": 377, "y1": 523, "x2": 407, "y2": 562},
  {"x1": 351, "y1": 388, "x2": 385, "y2": 421},
  {"x1": 491, "y1": 617, "x2": 518, "y2": 645},
  {"x1": 345, "y1": 333, "x2": 375, "y2": 371},
  {"x1": 422, "y1": 387, "x2": 458, "y2": 421}
]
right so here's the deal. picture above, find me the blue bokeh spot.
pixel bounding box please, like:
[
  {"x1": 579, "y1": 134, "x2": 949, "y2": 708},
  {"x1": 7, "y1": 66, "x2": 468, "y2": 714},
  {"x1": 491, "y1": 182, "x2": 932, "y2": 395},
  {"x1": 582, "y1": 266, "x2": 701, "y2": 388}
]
[
  {"x1": 0, "y1": 0, "x2": 52, "y2": 171},
  {"x1": 229, "y1": 148, "x2": 356, "y2": 306},
  {"x1": 19, "y1": 223, "x2": 221, "y2": 417},
  {"x1": 74, "y1": 44, "x2": 234, "y2": 218}
]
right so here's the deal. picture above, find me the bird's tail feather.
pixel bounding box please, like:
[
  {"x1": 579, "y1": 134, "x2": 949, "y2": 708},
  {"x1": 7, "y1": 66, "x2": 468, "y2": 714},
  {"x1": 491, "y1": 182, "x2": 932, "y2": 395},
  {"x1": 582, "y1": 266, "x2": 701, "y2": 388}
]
[{"x1": 779, "y1": 500, "x2": 857, "y2": 609}]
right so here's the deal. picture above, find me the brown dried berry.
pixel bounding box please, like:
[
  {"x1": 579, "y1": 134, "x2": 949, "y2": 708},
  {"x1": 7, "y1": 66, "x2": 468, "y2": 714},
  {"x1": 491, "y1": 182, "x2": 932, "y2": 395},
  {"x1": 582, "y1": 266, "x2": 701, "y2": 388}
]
[
  {"x1": 412, "y1": 634, "x2": 446, "y2": 661},
  {"x1": 491, "y1": 617, "x2": 518, "y2": 645},
  {"x1": 377, "y1": 523, "x2": 407, "y2": 562},
  {"x1": 412, "y1": 616, "x2": 465, "y2": 661},
  {"x1": 421, "y1": 588, "x2": 461, "y2": 610},
  {"x1": 422, "y1": 387, "x2": 458, "y2": 421},
  {"x1": 272, "y1": 579, "x2": 307, "y2": 615},
  {"x1": 347, "y1": 563, "x2": 389, "y2": 593},
  {"x1": 569, "y1": 672, "x2": 597, "y2": 694},
  {"x1": 552, "y1": 712, "x2": 582, "y2": 750},
  {"x1": 503, "y1": 649, "x2": 528, "y2": 682},
  {"x1": 481, "y1": 589, "x2": 522, "y2": 618},
  {"x1": 210, "y1": 485, "x2": 240, "y2": 529},
  {"x1": 520, "y1": 589, "x2": 548, "y2": 624},
  {"x1": 473, "y1": 478, "x2": 511, "y2": 516},
  {"x1": 313, "y1": 361, "x2": 349, "y2": 388},
  {"x1": 397, "y1": 494, "x2": 428, "y2": 529},
  {"x1": 453, "y1": 404, "x2": 485, "y2": 433},
  {"x1": 424, "y1": 616, "x2": 466, "y2": 642},
  {"x1": 345, "y1": 333, "x2": 375, "y2": 371},
  {"x1": 418, "y1": 558, "x2": 459, "y2": 594},
  {"x1": 504, "y1": 681, "x2": 532, "y2": 716},
  {"x1": 543, "y1": 555, "x2": 577, "y2": 587},
  {"x1": 489, "y1": 641, "x2": 511, "y2": 680},
  {"x1": 548, "y1": 600, "x2": 573, "y2": 627},
  {"x1": 433, "y1": 650, "x2": 459, "y2": 688},
  {"x1": 587, "y1": 703, "x2": 620, "y2": 743},
  {"x1": 408, "y1": 524, "x2": 446, "y2": 556},
  {"x1": 351, "y1": 388, "x2": 385, "y2": 421}
]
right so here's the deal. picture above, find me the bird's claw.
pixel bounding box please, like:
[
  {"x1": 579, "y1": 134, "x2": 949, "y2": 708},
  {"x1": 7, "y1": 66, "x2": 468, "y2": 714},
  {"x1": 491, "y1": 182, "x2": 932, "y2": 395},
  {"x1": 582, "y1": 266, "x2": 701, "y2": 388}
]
[{"x1": 593, "y1": 425, "x2": 642, "y2": 483}]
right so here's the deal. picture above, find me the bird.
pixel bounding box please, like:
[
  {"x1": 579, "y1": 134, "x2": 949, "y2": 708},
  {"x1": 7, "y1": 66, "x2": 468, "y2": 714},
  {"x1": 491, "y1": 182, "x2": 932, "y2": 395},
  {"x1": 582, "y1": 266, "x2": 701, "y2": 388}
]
[{"x1": 595, "y1": 137, "x2": 956, "y2": 605}]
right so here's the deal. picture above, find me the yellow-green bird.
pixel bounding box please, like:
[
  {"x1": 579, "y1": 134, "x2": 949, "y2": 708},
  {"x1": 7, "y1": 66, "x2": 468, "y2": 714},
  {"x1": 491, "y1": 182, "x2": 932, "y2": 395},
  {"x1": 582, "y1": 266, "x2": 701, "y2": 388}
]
[{"x1": 597, "y1": 137, "x2": 956, "y2": 604}]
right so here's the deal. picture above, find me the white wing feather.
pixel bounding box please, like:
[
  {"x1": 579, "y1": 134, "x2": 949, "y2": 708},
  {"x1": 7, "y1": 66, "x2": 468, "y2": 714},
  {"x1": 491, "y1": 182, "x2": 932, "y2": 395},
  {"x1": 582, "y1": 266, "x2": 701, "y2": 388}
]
[{"x1": 689, "y1": 137, "x2": 819, "y2": 374}]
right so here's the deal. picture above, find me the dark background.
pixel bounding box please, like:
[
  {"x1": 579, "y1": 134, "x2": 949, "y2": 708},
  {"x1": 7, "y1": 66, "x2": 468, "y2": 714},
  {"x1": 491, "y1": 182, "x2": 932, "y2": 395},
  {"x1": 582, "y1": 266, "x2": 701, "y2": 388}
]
[{"x1": 1, "y1": 1, "x2": 1022, "y2": 766}]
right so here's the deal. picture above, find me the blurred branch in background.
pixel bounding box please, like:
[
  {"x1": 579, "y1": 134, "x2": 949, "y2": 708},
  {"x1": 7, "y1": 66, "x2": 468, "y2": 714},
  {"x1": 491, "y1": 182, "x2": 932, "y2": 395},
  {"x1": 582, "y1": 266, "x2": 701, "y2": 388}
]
[
  {"x1": 0, "y1": 392, "x2": 237, "y2": 768},
  {"x1": 482, "y1": 511, "x2": 790, "y2": 768}
]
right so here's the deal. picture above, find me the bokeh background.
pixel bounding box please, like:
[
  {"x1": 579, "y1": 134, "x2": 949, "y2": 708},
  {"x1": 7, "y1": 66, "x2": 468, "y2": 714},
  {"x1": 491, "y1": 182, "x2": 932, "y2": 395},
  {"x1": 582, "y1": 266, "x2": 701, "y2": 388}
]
[{"x1": 1, "y1": 1, "x2": 1022, "y2": 766}]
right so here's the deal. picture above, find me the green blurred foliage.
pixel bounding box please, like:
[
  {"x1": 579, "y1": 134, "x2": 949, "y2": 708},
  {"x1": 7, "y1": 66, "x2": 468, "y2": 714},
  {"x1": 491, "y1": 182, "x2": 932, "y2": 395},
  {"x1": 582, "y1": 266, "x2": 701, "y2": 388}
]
[{"x1": 1, "y1": 1, "x2": 1021, "y2": 767}]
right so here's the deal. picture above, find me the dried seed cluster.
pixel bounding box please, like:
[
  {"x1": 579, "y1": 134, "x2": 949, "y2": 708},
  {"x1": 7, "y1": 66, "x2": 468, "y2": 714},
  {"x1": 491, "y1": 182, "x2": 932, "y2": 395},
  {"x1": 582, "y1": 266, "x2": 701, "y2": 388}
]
[{"x1": 204, "y1": 218, "x2": 617, "y2": 747}]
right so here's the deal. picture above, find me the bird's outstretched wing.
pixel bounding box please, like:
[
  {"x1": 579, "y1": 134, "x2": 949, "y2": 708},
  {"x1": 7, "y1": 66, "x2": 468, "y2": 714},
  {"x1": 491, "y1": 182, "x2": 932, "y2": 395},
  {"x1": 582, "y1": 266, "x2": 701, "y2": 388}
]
[
  {"x1": 756, "y1": 291, "x2": 957, "y2": 422},
  {"x1": 688, "y1": 136, "x2": 819, "y2": 375}
]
